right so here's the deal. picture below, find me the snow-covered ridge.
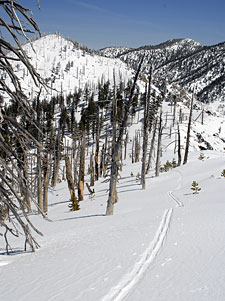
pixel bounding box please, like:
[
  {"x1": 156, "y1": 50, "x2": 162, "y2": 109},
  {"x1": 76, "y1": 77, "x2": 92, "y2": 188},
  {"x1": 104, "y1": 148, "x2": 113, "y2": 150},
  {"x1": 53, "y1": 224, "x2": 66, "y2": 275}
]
[
  {"x1": 98, "y1": 46, "x2": 133, "y2": 58},
  {"x1": 112, "y1": 38, "x2": 224, "y2": 103},
  {"x1": 1, "y1": 34, "x2": 134, "y2": 102},
  {"x1": 2, "y1": 33, "x2": 224, "y2": 104}
]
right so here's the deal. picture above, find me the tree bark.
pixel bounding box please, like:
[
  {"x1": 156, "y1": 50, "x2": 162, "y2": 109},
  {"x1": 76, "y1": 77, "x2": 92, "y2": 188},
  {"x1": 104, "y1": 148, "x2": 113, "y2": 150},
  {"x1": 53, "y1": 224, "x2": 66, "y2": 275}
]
[
  {"x1": 78, "y1": 130, "x2": 85, "y2": 201},
  {"x1": 177, "y1": 123, "x2": 182, "y2": 166},
  {"x1": 65, "y1": 155, "x2": 79, "y2": 211},
  {"x1": 43, "y1": 153, "x2": 49, "y2": 214},
  {"x1": 183, "y1": 92, "x2": 194, "y2": 165},
  {"x1": 146, "y1": 117, "x2": 157, "y2": 174},
  {"x1": 155, "y1": 110, "x2": 162, "y2": 177},
  {"x1": 141, "y1": 69, "x2": 152, "y2": 189}
]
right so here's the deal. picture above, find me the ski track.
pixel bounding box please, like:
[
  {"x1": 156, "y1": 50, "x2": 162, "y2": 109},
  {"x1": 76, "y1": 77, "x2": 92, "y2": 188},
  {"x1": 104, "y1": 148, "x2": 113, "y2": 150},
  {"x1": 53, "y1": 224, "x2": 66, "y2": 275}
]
[
  {"x1": 168, "y1": 191, "x2": 184, "y2": 207},
  {"x1": 103, "y1": 170, "x2": 185, "y2": 301},
  {"x1": 102, "y1": 208, "x2": 173, "y2": 301}
]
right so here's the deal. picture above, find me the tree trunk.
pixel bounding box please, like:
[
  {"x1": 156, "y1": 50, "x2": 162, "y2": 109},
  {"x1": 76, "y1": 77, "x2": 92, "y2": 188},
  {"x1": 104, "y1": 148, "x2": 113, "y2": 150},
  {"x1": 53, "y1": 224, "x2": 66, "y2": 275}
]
[
  {"x1": 65, "y1": 155, "x2": 79, "y2": 211},
  {"x1": 177, "y1": 123, "x2": 182, "y2": 166},
  {"x1": 43, "y1": 153, "x2": 49, "y2": 214},
  {"x1": 124, "y1": 131, "x2": 128, "y2": 160},
  {"x1": 155, "y1": 110, "x2": 162, "y2": 177},
  {"x1": 146, "y1": 117, "x2": 157, "y2": 174},
  {"x1": 95, "y1": 106, "x2": 100, "y2": 181},
  {"x1": 106, "y1": 70, "x2": 117, "y2": 215},
  {"x1": 51, "y1": 129, "x2": 61, "y2": 187},
  {"x1": 173, "y1": 95, "x2": 177, "y2": 127},
  {"x1": 36, "y1": 93, "x2": 43, "y2": 213},
  {"x1": 78, "y1": 130, "x2": 85, "y2": 201},
  {"x1": 106, "y1": 56, "x2": 144, "y2": 215},
  {"x1": 141, "y1": 69, "x2": 152, "y2": 189},
  {"x1": 100, "y1": 144, "x2": 106, "y2": 178},
  {"x1": 90, "y1": 149, "x2": 95, "y2": 186},
  {"x1": 183, "y1": 92, "x2": 194, "y2": 165}
]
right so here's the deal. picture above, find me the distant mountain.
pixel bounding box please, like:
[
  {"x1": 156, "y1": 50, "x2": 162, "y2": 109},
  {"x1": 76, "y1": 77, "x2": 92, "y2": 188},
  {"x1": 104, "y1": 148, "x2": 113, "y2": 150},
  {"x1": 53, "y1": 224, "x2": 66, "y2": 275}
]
[
  {"x1": 103, "y1": 38, "x2": 224, "y2": 103},
  {"x1": 154, "y1": 42, "x2": 225, "y2": 102},
  {"x1": 2, "y1": 34, "x2": 224, "y2": 103},
  {"x1": 98, "y1": 46, "x2": 133, "y2": 58}
]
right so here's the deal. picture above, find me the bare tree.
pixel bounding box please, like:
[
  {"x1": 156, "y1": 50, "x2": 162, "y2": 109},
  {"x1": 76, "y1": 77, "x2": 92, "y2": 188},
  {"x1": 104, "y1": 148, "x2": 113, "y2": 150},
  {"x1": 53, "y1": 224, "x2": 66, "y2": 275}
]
[
  {"x1": 155, "y1": 108, "x2": 163, "y2": 177},
  {"x1": 183, "y1": 91, "x2": 194, "y2": 165},
  {"x1": 141, "y1": 67, "x2": 152, "y2": 189},
  {"x1": 106, "y1": 56, "x2": 144, "y2": 215},
  {"x1": 0, "y1": 1, "x2": 46, "y2": 252}
]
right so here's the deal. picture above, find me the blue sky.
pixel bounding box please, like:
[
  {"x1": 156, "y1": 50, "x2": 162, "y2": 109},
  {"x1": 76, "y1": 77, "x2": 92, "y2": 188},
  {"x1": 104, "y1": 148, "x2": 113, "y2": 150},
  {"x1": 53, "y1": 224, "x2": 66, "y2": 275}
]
[{"x1": 20, "y1": 0, "x2": 224, "y2": 49}]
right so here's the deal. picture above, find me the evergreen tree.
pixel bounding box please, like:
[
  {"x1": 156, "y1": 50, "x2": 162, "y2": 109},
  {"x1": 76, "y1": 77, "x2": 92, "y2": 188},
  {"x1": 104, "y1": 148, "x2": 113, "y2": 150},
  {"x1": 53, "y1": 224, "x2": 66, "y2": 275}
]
[{"x1": 191, "y1": 181, "x2": 201, "y2": 194}]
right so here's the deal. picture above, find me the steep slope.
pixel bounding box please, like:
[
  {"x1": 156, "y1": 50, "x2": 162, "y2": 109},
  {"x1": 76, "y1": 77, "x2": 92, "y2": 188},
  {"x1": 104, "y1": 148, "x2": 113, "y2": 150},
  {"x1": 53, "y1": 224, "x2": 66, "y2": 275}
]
[
  {"x1": 156, "y1": 42, "x2": 225, "y2": 102},
  {"x1": 108, "y1": 39, "x2": 224, "y2": 103},
  {"x1": 99, "y1": 46, "x2": 132, "y2": 58},
  {"x1": 118, "y1": 38, "x2": 203, "y2": 69},
  {"x1": 1, "y1": 34, "x2": 134, "y2": 102}
]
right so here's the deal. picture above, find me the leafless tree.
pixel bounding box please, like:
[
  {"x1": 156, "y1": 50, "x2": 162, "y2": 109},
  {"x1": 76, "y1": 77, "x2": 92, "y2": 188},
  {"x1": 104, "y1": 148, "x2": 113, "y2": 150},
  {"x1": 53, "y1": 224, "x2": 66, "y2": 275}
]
[
  {"x1": 106, "y1": 56, "x2": 144, "y2": 215},
  {"x1": 0, "y1": 1, "x2": 46, "y2": 253},
  {"x1": 183, "y1": 91, "x2": 194, "y2": 165}
]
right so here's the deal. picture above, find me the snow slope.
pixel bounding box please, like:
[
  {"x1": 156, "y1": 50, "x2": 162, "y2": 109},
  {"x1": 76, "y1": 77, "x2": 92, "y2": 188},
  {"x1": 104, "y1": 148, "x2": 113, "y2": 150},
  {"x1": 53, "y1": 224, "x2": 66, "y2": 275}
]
[
  {"x1": 0, "y1": 150, "x2": 224, "y2": 301},
  {"x1": 1, "y1": 34, "x2": 134, "y2": 102},
  {"x1": 1, "y1": 96, "x2": 225, "y2": 300}
]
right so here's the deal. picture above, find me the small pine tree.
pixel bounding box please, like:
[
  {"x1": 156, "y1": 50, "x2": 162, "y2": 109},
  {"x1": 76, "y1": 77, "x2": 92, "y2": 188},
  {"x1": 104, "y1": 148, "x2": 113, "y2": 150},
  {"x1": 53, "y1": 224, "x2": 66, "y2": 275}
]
[
  {"x1": 191, "y1": 181, "x2": 201, "y2": 194},
  {"x1": 164, "y1": 160, "x2": 173, "y2": 172},
  {"x1": 198, "y1": 153, "x2": 205, "y2": 161},
  {"x1": 221, "y1": 169, "x2": 225, "y2": 177}
]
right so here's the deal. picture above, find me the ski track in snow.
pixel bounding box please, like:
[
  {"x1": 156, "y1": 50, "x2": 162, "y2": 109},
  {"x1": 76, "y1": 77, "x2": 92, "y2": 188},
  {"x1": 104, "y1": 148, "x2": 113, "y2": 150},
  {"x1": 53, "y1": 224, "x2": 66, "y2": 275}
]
[
  {"x1": 167, "y1": 191, "x2": 184, "y2": 207},
  {"x1": 102, "y1": 208, "x2": 173, "y2": 301},
  {"x1": 103, "y1": 169, "x2": 185, "y2": 301},
  {"x1": 167, "y1": 170, "x2": 184, "y2": 207}
]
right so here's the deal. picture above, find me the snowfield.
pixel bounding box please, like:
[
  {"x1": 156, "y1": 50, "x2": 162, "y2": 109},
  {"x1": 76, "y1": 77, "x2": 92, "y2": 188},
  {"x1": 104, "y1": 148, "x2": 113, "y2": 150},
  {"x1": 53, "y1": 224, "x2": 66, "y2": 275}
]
[{"x1": 0, "y1": 148, "x2": 225, "y2": 300}]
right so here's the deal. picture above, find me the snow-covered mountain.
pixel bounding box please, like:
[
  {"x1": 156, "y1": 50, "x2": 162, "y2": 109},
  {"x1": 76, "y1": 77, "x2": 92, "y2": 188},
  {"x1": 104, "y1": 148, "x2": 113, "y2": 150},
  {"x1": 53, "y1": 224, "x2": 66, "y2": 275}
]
[
  {"x1": 100, "y1": 38, "x2": 225, "y2": 103},
  {"x1": 1, "y1": 34, "x2": 134, "y2": 102},
  {"x1": 98, "y1": 46, "x2": 132, "y2": 58},
  {"x1": 2, "y1": 34, "x2": 224, "y2": 104}
]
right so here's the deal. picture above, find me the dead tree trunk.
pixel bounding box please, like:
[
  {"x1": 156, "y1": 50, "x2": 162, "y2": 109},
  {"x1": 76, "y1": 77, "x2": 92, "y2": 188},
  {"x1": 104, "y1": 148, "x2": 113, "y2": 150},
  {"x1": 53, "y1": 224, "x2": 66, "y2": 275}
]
[
  {"x1": 124, "y1": 131, "x2": 128, "y2": 160},
  {"x1": 65, "y1": 155, "x2": 79, "y2": 211},
  {"x1": 155, "y1": 109, "x2": 163, "y2": 177},
  {"x1": 23, "y1": 151, "x2": 31, "y2": 213},
  {"x1": 78, "y1": 130, "x2": 85, "y2": 201},
  {"x1": 43, "y1": 153, "x2": 49, "y2": 214},
  {"x1": 135, "y1": 131, "x2": 140, "y2": 162},
  {"x1": 177, "y1": 123, "x2": 182, "y2": 166},
  {"x1": 106, "y1": 70, "x2": 117, "y2": 216},
  {"x1": 36, "y1": 92, "x2": 43, "y2": 213},
  {"x1": 146, "y1": 117, "x2": 157, "y2": 174},
  {"x1": 183, "y1": 92, "x2": 194, "y2": 165},
  {"x1": 173, "y1": 95, "x2": 177, "y2": 127},
  {"x1": 73, "y1": 138, "x2": 79, "y2": 187},
  {"x1": 141, "y1": 68, "x2": 152, "y2": 189},
  {"x1": 100, "y1": 144, "x2": 106, "y2": 178},
  {"x1": 90, "y1": 148, "x2": 95, "y2": 186},
  {"x1": 51, "y1": 129, "x2": 61, "y2": 187},
  {"x1": 94, "y1": 105, "x2": 100, "y2": 181},
  {"x1": 106, "y1": 56, "x2": 144, "y2": 216}
]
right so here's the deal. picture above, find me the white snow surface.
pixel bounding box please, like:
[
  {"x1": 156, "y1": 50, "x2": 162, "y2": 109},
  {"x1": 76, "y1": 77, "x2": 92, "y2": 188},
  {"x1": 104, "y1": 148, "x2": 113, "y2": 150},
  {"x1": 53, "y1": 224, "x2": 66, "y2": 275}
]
[{"x1": 1, "y1": 98, "x2": 225, "y2": 300}]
